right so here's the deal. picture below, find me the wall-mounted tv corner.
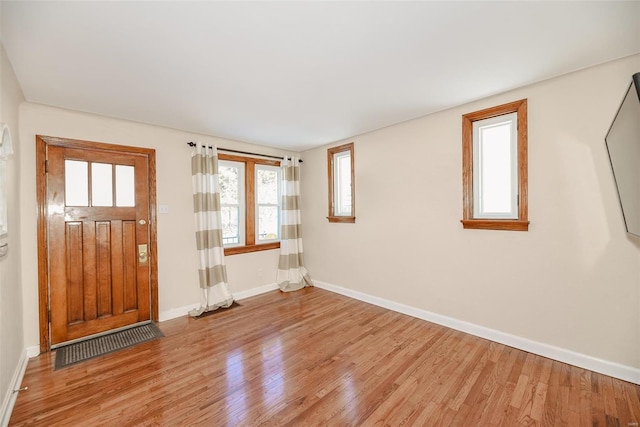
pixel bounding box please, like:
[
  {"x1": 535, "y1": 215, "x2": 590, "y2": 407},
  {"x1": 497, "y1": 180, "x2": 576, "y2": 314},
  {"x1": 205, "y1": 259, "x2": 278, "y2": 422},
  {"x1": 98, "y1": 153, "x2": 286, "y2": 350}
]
[{"x1": 605, "y1": 72, "x2": 640, "y2": 238}]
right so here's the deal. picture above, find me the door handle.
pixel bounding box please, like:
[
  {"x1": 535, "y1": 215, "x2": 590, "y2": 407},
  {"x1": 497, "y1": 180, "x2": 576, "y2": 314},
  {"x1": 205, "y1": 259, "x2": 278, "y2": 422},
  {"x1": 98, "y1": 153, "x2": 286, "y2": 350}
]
[{"x1": 138, "y1": 244, "x2": 148, "y2": 265}]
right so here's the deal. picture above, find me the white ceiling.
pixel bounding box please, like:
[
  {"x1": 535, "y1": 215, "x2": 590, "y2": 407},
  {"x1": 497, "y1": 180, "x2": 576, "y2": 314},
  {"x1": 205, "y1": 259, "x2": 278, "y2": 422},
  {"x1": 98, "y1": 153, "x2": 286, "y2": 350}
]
[{"x1": 2, "y1": 1, "x2": 639, "y2": 152}]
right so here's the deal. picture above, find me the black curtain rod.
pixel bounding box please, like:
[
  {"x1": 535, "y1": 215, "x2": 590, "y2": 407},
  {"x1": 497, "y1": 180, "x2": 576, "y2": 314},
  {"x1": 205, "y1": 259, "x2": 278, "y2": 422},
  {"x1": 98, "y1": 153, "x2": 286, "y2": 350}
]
[{"x1": 187, "y1": 142, "x2": 302, "y2": 163}]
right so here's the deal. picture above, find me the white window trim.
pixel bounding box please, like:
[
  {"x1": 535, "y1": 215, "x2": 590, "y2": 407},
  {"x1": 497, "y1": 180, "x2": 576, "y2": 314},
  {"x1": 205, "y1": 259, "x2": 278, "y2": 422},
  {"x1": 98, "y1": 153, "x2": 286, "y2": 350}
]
[
  {"x1": 332, "y1": 150, "x2": 352, "y2": 217},
  {"x1": 472, "y1": 112, "x2": 518, "y2": 219}
]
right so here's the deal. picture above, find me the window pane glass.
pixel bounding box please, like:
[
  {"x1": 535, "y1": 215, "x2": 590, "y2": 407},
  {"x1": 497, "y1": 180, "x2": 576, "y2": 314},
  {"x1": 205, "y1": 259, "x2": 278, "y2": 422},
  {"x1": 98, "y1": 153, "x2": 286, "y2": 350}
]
[
  {"x1": 257, "y1": 169, "x2": 278, "y2": 204},
  {"x1": 65, "y1": 160, "x2": 89, "y2": 206},
  {"x1": 219, "y1": 160, "x2": 244, "y2": 247},
  {"x1": 115, "y1": 165, "x2": 135, "y2": 207},
  {"x1": 258, "y1": 206, "x2": 279, "y2": 241},
  {"x1": 219, "y1": 165, "x2": 240, "y2": 204},
  {"x1": 221, "y1": 206, "x2": 240, "y2": 245},
  {"x1": 91, "y1": 163, "x2": 113, "y2": 207},
  {"x1": 333, "y1": 152, "x2": 352, "y2": 216},
  {"x1": 478, "y1": 122, "x2": 512, "y2": 214}
]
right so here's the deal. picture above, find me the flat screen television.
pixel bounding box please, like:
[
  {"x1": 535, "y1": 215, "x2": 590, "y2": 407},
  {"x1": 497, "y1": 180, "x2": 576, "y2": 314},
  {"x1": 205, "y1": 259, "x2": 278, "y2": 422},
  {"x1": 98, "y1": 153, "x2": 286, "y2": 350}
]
[{"x1": 605, "y1": 72, "x2": 640, "y2": 238}]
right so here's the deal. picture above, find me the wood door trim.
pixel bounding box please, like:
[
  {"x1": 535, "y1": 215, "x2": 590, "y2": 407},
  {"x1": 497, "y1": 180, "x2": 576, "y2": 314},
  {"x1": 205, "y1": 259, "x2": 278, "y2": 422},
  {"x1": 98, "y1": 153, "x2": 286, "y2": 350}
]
[
  {"x1": 36, "y1": 135, "x2": 159, "y2": 352},
  {"x1": 36, "y1": 136, "x2": 48, "y2": 352}
]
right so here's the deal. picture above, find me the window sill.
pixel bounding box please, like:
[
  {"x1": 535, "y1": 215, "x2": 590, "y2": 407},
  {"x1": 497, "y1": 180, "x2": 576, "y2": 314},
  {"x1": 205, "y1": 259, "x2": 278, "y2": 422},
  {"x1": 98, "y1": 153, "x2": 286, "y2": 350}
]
[
  {"x1": 327, "y1": 216, "x2": 356, "y2": 223},
  {"x1": 224, "y1": 242, "x2": 280, "y2": 256},
  {"x1": 461, "y1": 219, "x2": 529, "y2": 231}
]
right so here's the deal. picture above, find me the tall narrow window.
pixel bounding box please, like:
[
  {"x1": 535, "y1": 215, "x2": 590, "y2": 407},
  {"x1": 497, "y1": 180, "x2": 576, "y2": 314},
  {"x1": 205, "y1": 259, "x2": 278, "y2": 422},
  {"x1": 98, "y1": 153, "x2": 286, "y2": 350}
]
[
  {"x1": 473, "y1": 113, "x2": 518, "y2": 219},
  {"x1": 462, "y1": 99, "x2": 528, "y2": 231},
  {"x1": 256, "y1": 164, "x2": 280, "y2": 243},
  {"x1": 219, "y1": 160, "x2": 245, "y2": 246},
  {"x1": 328, "y1": 142, "x2": 355, "y2": 223}
]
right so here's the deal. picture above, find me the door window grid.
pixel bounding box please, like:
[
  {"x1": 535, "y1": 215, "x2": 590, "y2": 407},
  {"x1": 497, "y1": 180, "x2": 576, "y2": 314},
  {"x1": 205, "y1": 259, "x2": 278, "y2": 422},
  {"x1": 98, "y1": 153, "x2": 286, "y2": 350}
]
[{"x1": 64, "y1": 160, "x2": 136, "y2": 208}]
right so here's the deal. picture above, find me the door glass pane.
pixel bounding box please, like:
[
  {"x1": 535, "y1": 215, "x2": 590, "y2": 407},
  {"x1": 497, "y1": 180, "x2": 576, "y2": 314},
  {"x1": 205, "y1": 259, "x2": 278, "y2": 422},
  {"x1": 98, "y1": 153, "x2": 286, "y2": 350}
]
[
  {"x1": 115, "y1": 165, "x2": 135, "y2": 207},
  {"x1": 91, "y1": 163, "x2": 113, "y2": 207},
  {"x1": 65, "y1": 160, "x2": 89, "y2": 206},
  {"x1": 257, "y1": 206, "x2": 279, "y2": 241}
]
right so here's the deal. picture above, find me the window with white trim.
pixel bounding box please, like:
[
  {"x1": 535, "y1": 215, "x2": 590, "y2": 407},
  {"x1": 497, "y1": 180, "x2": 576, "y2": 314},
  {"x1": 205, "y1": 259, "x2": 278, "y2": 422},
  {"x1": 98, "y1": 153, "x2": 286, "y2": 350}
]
[
  {"x1": 473, "y1": 112, "x2": 518, "y2": 219},
  {"x1": 218, "y1": 154, "x2": 282, "y2": 255},
  {"x1": 327, "y1": 142, "x2": 355, "y2": 223},
  {"x1": 462, "y1": 99, "x2": 529, "y2": 231}
]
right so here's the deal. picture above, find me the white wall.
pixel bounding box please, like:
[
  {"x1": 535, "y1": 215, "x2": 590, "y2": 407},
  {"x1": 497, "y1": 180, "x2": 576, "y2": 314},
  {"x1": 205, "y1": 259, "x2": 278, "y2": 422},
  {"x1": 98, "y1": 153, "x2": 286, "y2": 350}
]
[
  {"x1": 301, "y1": 55, "x2": 640, "y2": 371},
  {"x1": 8, "y1": 41, "x2": 640, "y2": 384},
  {"x1": 0, "y1": 41, "x2": 25, "y2": 417},
  {"x1": 18, "y1": 103, "x2": 298, "y2": 350}
]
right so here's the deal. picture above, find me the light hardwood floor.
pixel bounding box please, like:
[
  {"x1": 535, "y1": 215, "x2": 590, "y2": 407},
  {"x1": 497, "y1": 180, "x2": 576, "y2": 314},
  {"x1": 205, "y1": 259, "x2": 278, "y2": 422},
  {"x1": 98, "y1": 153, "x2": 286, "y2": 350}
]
[{"x1": 10, "y1": 287, "x2": 640, "y2": 426}]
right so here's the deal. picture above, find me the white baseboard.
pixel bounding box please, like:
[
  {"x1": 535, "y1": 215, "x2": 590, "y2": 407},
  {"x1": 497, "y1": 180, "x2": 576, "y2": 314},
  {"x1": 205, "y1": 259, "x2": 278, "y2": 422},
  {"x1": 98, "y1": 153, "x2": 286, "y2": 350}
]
[
  {"x1": 25, "y1": 346, "x2": 39, "y2": 358},
  {"x1": 0, "y1": 350, "x2": 30, "y2": 426},
  {"x1": 158, "y1": 283, "x2": 279, "y2": 322},
  {"x1": 233, "y1": 283, "x2": 279, "y2": 301},
  {"x1": 158, "y1": 303, "x2": 201, "y2": 322},
  {"x1": 314, "y1": 280, "x2": 640, "y2": 385}
]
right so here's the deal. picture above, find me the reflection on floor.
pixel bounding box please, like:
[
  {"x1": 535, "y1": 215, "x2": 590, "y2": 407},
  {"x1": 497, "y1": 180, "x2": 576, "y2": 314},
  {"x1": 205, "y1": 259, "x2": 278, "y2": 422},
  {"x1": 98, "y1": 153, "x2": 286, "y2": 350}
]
[{"x1": 10, "y1": 287, "x2": 640, "y2": 426}]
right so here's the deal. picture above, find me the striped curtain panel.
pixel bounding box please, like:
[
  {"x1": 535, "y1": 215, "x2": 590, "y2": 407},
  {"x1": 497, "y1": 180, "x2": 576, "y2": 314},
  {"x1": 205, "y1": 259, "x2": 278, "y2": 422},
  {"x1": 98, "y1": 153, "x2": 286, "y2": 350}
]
[
  {"x1": 276, "y1": 157, "x2": 313, "y2": 292},
  {"x1": 189, "y1": 143, "x2": 234, "y2": 317}
]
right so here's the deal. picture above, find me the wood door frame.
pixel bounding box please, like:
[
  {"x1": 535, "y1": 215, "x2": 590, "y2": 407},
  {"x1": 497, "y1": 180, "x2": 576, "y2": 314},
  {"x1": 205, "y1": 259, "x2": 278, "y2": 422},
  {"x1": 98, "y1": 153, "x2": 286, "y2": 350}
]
[{"x1": 36, "y1": 135, "x2": 159, "y2": 352}]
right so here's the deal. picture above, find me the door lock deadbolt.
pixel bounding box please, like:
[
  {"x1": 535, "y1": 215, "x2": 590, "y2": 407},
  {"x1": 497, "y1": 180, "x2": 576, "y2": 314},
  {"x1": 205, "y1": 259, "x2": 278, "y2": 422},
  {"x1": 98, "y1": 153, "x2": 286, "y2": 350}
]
[{"x1": 138, "y1": 244, "x2": 148, "y2": 265}]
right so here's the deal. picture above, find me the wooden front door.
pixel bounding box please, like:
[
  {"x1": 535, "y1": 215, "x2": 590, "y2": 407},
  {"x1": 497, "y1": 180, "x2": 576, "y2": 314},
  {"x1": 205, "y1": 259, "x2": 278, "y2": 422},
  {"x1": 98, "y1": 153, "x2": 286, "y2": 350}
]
[{"x1": 37, "y1": 136, "x2": 158, "y2": 348}]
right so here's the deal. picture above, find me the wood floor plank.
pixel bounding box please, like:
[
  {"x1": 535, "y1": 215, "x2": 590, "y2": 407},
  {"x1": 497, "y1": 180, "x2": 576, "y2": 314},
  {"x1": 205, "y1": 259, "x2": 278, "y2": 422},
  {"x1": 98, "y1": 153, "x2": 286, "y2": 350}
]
[
  {"x1": 9, "y1": 287, "x2": 640, "y2": 426},
  {"x1": 542, "y1": 362, "x2": 562, "y2": 426}
]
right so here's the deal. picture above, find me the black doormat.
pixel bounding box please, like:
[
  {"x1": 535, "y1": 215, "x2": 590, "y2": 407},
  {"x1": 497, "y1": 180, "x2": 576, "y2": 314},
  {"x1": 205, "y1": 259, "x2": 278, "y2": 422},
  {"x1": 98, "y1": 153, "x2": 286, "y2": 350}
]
[{"x1": 54, "y1": 322, "x2": 164, "y2": 370}]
